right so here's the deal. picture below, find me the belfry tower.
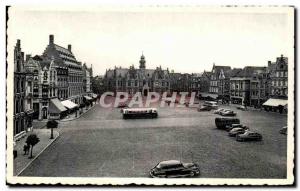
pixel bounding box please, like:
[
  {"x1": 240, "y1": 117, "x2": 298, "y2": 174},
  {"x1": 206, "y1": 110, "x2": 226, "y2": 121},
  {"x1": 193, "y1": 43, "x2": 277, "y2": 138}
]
[{"x1": 139, "y1": 53, "x2": 146, "y2": 69}]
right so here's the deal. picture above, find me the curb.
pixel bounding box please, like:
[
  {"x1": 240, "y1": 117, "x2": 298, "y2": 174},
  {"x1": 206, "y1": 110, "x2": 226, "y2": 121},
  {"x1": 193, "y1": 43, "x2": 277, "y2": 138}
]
[
  {"x1": 16, "y1": 131, "x2": 60, "y2": 176},
  {"x1": 60, "y1": 104, "x2": 96, "y2": 122}
]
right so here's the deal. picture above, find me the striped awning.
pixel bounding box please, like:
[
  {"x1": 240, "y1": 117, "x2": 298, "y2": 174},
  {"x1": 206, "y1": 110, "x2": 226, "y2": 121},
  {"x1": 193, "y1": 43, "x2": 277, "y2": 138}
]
[
  {"x1": 263, "y1": 98, "x2": 288, "y2": 107},
  {"x1": 49, "y1": 98, "x2": 67, "y2": 113},
  {"x1": 61, "y1": 100, "x2": 78, "y2": 110}
]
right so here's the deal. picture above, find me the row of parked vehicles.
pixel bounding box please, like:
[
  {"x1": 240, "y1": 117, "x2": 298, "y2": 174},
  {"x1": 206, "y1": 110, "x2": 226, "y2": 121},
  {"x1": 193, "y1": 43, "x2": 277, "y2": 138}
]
[{"x1": 215, "y1": 117, "x2": 263, "y2": 142}]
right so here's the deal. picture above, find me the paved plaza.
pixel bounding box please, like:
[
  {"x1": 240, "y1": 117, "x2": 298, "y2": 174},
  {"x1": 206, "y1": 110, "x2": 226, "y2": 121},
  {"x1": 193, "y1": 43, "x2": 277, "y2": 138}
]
[{"x1": 19, "y1": 102, "x2": 287, "y2": 178}]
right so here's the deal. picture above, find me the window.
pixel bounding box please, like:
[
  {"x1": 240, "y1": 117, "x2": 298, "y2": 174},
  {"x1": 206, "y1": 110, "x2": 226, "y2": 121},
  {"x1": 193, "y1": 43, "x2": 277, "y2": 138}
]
[
  {"x1": 21, "y1": 81, "x2": 24, "y2": 92},
  {"x1": 43, "y1": 71, "x2": 48, "y2": 81},
  {"x1": 16, "y1": 60, "x2": 21, "y2": 72}
]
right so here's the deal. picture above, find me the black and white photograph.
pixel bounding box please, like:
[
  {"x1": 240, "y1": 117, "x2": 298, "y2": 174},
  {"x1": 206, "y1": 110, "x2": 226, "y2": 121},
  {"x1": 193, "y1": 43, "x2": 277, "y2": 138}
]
[{"x1": 5, "y1": 5, "x2": 294, "y2": 186}]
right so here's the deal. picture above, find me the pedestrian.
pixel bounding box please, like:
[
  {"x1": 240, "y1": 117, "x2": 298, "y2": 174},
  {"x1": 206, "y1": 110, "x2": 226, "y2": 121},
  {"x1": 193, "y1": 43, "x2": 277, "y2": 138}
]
[{"x1": 23, "y1": 144, "x2": 27, "y2": 155}]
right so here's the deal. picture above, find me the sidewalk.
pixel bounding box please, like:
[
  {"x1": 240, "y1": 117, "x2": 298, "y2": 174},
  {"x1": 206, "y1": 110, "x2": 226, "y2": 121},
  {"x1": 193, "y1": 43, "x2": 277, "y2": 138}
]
[
  {"x1": 13, "y1": 129, "x2": 59, "y2": 176},
  {"x1": 32, "y1": 120, "x2": 48, "y2": 129},
  {"x1": 60, "y1": 104, "x2": 96, "y2": 122}
]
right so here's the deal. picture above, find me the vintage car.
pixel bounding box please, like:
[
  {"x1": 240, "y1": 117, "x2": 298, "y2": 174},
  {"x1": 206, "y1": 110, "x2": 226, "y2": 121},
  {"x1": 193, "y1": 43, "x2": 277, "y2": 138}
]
[
  {"x1": 220, "y1": 110, "x2": 237, "y2": 116},
  {"x1": 203, "y1": 101, "x2": 218, "y2": 109},
  {"x1": 213, "y1": 108, "x2": 226, "y2": 114},
  {"x1": 228, "y1": 127, "x2": 249, "y2": 137},
  {"x1": 236, "y1": 105, "x2": 246, "y2": 111},
  {"x1": 197, "y1": 106, "x2": 212, "y2": 112},
  {"x1": 236, "y1": 131, "x2": 262, "y2": 142},
  {"x1": 149, "y1": 160, "x2": 200, "y2": 178},
  {"x1": 225, "y1": 124, "x2": 248, "y2": 132},
  {"x1": 279, "y1": 126, "x2": 287, "y2": 135}
]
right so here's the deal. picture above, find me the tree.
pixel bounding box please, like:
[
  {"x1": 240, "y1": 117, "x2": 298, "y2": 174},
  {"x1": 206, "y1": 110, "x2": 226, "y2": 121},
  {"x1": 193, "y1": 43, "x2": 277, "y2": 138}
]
[
  {"x1": 26, "y1": 134, "x2": 40, "y2": 159},
  {"x1": 47, "y1": 120, "x2": 58, "y2": 139}
]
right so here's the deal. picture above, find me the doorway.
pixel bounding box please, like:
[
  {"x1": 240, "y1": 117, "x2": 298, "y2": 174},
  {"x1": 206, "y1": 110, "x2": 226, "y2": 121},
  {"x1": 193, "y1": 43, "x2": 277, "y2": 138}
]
[
  {"x1": 42, "y1": 107, "x2": 48, "y2": 119},
  {"x1": 143, "y1": 89, "x2": 148, "y2": 96}
]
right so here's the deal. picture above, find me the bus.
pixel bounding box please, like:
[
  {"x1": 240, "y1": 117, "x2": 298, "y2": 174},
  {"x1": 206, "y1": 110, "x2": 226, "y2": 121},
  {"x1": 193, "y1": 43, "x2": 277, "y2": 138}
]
[{"x1": 122, "y1": 108, "x2": 158, "y2": 119}]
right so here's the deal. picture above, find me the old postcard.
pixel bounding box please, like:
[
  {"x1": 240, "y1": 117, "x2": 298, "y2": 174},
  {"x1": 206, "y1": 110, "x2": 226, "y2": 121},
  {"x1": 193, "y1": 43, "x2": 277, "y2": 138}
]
[{"x1": 6, "y1": 5, "x2": 294, "y2": 186}]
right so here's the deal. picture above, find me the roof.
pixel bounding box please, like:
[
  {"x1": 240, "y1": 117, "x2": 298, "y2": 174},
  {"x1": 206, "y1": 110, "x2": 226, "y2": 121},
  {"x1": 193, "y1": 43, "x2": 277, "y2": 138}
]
[
  {"x1": 233, "y1": 66, "x2": 267, "y2": 78},
  {"x1": 54, "y1": 44, "x2": 72, "y2": 55},
  {"x1": 214, "y1": 65, "x2": 231, "y2": 71},
  {"x1": 191, "y1": 73, "x2": 203, "y2": 77},
  {"x1": 39, "y1": 60, "x2": 51, "y2": 70},
  {"x1": 116, "y1": 68, "x2": 129, "y2": 78},
  {"x1": 263, "y1": 98, "x2": 287, "y2": 107},
  {"x1": 157, "y1": 160, "x2": 181, "y2": 168},
  {"x1": 226, "y1": 68, "x2": 242, "y2": 78}
]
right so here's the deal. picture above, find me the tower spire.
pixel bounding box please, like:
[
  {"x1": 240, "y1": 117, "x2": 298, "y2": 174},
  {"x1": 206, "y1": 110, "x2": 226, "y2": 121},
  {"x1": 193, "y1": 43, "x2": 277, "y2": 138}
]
[{"x1": 139, "y1": 52, "x2": 146, "y2": 69}]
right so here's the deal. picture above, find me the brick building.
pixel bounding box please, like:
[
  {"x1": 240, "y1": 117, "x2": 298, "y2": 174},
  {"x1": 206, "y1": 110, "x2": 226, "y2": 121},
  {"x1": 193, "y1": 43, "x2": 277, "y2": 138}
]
[
  {"x1": 104, "y1": 54, "x2": 171, "y2": 96},
  {"x1": 268, "y1": 55, "x2": 288, "y2": 98},
  {"x1": 42, "y1": 35, "x2": 84, "y2": 104},
  {"x1": 13, "y1": 40, "x2": 33, "y2": 139}
]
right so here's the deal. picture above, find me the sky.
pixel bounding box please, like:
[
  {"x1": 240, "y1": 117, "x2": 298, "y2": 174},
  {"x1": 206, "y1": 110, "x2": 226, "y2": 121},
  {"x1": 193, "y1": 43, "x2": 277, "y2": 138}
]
[{"x1": 8, "y1": 6, "x2": 294, "y2": 76}]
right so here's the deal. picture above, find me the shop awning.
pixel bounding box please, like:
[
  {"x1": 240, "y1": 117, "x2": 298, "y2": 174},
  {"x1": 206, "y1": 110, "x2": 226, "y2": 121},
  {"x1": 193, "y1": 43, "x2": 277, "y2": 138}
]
[
  {"x1": 61, "y1": 100, "x2": 78, "y2": 110},
  {"x1": 84, "y1": 95, "x2": 93, "y2": 100},
  {"x1": 263, "y1": 98, "x2": 288, "y2": 107},
  {"x1": 49, "y1": 98, "x2": 67, "y2": 113},
  {"x1": 199, "y1": 93, "x2": 218, "y2": 99},
  {"x1": 92, "y1": 94, "x2": 98, "y2": 99}
]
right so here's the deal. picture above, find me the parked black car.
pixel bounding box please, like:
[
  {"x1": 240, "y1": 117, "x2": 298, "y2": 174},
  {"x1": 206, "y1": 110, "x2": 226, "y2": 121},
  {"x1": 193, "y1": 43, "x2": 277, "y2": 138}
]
[
  {"x1": 236, "y1": 131, "x2": 262, "y2": 142},
  {"x1": 150, "y1": 160, "x2": 200, "y2": 178}
]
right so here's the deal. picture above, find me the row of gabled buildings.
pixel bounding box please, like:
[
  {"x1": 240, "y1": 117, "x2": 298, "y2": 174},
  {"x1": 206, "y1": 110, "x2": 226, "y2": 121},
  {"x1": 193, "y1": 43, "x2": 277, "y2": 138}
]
[
  {"x1": 196, "y1": 55, "x2": 288, "y2": 109},
  {"x1": 103, "y1": 54, "x2": 288, "y2": 109},
  {"x1": 13, "y1": 35, "x2": 95, "y2": 139}
]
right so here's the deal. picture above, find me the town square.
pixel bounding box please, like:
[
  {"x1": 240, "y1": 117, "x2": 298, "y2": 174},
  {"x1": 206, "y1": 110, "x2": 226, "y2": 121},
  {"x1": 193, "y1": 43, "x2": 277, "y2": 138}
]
[{"x1": 6, "y1": 6, "x2": 293, "y2": 185}]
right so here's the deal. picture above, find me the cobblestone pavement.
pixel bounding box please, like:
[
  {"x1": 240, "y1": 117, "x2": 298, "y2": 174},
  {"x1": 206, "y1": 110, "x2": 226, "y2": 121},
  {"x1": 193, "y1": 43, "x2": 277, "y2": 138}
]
[
  {"x1": 13, "y1": 129, "x2": 59, "y2": 176},
  {"x1": 19, "y1": 103, "x2": 287, "y2": 178}
]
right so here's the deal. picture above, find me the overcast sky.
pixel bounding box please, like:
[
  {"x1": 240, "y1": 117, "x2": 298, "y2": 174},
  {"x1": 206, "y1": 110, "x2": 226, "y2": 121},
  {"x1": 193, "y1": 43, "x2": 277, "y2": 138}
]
[{"x1": 8, "y1": 6, "x2": 293, "y2": 76}]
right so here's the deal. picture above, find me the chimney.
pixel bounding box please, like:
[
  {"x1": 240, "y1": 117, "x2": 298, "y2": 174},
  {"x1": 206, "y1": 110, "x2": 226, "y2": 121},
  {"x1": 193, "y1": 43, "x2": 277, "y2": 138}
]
[
  {"x1": 68, "y1": 44, "x2": 72, "y2": 52},
  {"x1": 268, "y1": 61, "x2": 272, "y2": 67},
  {"x1": 26, "y1": 54, "x2": 31, "y2": 62},
  {"x1": 17, "y1": 39, "x2": 21, "y2": 48},
  {"x1": 49, "y1": 34, "x2": 54, "y2": 44}
]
